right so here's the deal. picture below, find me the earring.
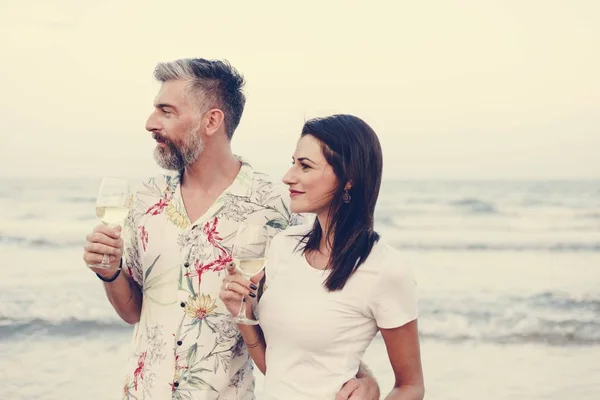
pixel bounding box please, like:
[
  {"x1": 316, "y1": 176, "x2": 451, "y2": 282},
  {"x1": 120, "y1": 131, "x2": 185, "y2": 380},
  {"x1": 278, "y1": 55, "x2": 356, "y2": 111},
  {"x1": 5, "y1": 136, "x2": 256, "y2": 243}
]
[{"x1": 343, "y1": 190, "x2": 351, "y2": 204}]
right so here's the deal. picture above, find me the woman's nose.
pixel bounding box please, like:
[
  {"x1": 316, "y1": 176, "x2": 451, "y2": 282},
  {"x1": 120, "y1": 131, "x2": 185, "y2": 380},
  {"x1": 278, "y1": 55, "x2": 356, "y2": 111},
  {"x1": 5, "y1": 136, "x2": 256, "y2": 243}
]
[{"x1": 282, "y1": 167, "x2": 297, "y2": 185}]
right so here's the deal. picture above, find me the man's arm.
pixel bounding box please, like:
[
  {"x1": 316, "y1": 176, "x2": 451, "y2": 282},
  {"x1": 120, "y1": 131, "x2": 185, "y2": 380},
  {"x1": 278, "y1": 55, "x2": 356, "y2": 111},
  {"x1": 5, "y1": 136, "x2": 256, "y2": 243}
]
[
  {"x1": 357, "y1": 361, "x2": 376, "y2": 380},
  {"x1": 335, "y1": 361, "x2": 381, "y2": 400},
  {"x1": 84, "y1": 225, "x2": 143, "y2": 324},
  {"x1": 98, "y1": 262, "x2": 143, "y2": 325}
]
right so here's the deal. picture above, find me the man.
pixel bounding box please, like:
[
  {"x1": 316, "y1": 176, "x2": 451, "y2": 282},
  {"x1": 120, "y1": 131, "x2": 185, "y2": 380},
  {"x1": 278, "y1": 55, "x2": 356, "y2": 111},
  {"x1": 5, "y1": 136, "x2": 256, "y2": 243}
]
[{"x1": 83, "y1": 58, "x2": 379, "y2": 399}]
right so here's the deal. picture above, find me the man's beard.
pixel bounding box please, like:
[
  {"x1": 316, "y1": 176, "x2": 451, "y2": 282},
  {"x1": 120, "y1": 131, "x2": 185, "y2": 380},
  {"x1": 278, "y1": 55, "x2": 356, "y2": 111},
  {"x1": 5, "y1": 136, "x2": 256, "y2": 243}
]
[{"x1": 152, "y1": 126, "x2": 204, "y2": 171}]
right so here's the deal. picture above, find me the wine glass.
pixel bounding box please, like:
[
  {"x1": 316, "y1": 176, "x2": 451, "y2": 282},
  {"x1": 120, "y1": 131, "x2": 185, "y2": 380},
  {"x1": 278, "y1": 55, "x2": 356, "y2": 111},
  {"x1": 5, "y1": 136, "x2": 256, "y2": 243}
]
[
  {"x1": 230, "y1": 222, "x2": 270, "y2": 325},
  {"x1": 94, "y1": 177, "x2": 131, "y2": 269}
]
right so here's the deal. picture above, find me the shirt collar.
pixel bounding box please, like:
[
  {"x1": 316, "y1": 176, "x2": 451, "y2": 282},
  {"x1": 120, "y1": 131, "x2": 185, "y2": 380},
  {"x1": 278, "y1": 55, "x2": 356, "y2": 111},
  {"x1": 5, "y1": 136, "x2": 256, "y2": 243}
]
[
  {"x1": 227, "y1": 155, "x2": 254, "y2": 198},
  {"x1": 173, "y1": 155, "x2": 254, "y2": 198}
]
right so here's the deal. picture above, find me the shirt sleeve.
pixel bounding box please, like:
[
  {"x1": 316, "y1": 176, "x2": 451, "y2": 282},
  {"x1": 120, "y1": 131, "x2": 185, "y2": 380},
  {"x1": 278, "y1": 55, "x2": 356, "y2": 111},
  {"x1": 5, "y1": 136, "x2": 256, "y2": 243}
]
[
  {"x1": 122, "y1": 191, "x2": 144, "y2": 288},
  {"x1": 366, "y1": 254, "x2": 419, "y2": 329}
]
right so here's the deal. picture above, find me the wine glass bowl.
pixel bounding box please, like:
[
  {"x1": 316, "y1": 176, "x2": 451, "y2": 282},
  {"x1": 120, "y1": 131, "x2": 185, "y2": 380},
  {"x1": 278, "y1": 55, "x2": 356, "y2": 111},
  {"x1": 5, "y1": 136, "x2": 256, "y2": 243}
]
[
  {"x1": 93, "y1": 177, "x2": 131, "y2": 269},
  {"x1": 230, "y1": 222, "x2": 269, "y2": 325}
]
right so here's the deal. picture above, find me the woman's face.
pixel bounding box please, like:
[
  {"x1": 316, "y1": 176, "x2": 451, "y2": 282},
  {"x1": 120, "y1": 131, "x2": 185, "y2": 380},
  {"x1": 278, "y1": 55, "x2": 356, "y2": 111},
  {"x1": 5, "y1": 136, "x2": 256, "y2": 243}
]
[{"x1": 282, "y1": 134, "x2": 339, "y2": 215}]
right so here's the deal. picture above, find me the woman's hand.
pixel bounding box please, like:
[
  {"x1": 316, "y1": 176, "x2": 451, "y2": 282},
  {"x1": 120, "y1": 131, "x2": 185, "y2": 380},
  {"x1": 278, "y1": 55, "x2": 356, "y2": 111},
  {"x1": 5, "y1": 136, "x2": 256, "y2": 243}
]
[{"x1": 219, "y1": 262, "x2": 264, "y2": 317}]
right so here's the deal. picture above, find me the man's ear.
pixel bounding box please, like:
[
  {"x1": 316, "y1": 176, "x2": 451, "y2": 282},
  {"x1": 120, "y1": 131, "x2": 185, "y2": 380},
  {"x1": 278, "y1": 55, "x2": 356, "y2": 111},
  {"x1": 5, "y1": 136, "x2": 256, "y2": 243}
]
[{"x1": 204, "y1": 108, "x2": 225, "y2": 137}]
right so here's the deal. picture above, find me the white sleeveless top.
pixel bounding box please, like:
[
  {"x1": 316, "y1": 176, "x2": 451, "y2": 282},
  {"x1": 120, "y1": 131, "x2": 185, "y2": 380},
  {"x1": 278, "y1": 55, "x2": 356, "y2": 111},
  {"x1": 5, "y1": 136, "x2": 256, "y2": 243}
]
[{"x1": 256, "y1": 224, "x2": 419, "y2": 399}]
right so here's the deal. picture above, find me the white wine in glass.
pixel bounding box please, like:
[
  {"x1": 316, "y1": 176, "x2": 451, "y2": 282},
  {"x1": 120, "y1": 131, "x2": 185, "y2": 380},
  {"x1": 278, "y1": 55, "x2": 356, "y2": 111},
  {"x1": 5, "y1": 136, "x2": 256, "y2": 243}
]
[
  {"x1": 230, "y1": 222, "x2": 270, "y2": 325},
  {"x1": 96, "y1": 206, "x2": 129, "y2": 226},
  {"x1": 94, "y1": 177, "x2": 131, "y2": 269},
  {"x1": 233, "y1": 257, "x2": 268, "y2": 278}
]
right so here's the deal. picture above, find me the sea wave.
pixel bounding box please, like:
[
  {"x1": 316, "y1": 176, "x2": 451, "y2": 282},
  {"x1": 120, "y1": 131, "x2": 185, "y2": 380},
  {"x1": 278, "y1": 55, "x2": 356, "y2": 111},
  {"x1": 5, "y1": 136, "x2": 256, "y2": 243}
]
[
  {"x1": 5, "y1": 313, "x2": 598, "y2": 345},
  {"x1": 4, "y1": 292, "x2": 598, "y2": 347},
  {"x1": 375, "y1": 218, "x2": 600, "y2": 233},
  {"x1": 378, "y1": 197, "x2": 500, "y2": 214},
  {"x1": 418, "y1": 292, "x2": 600, "y2": 346},
  {"x1": 2, "y1": 233, "x2": 599, "y2": 253},
  {"x1": 527, "y1": 291, "x2": 600, "y2": 312},
  {"x1": 419, "y1": 329, "x2": 600, "y2": 346},
  {"x1": 579, "y1": 212, "x2": 600, "y2": 220},
  {"x1": 390, "y1": 241, "x2": 600, "y2": 252},
  {"x1": 61, "y1": 196, "x2": 97, "y2": 204},
  {"x1": 449, "y1": 198, "x2": 498, "y2": 214},
  {"x1": 0, "y1": 317, "x2": 130, "y2": 339},
  {"x1": 0, "y1": 235, "x2": 82, "y2": 248}
]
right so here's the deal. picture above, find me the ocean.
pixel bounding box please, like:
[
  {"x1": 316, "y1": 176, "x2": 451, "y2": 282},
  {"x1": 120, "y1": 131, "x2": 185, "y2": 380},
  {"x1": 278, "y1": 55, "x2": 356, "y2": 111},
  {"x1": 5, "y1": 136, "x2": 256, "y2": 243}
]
[{"x1": 1, "y1": 178, "x2": 599, "y2": 399}]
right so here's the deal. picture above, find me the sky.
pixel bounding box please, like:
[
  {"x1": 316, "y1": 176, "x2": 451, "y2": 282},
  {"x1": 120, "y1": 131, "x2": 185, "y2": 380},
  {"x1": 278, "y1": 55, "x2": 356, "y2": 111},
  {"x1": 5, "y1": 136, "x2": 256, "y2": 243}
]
[{"x1": 0, "y1": 0, "x2": 599, "y2": 180}]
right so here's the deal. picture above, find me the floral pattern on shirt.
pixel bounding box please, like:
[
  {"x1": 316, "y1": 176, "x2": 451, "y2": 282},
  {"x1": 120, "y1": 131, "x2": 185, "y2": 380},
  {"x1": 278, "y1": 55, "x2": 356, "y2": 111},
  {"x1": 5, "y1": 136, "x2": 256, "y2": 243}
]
[{"x1": 121, "y1": 158, "x2": 295, "y2": 399}]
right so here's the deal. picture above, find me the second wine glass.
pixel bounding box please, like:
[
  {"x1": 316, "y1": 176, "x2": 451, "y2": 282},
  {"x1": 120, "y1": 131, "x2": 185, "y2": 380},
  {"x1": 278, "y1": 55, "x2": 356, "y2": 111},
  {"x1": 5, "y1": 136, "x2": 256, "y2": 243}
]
[{"x1": 230, "y1": 222, "x2": 270, "y2": 325}]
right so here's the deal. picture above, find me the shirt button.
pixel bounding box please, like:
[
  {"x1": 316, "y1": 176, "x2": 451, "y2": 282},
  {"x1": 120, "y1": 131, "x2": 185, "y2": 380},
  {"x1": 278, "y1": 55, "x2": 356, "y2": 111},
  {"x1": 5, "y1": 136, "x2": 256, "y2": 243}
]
[
  {"x1": 174, "y1": 381, "x2": 179, "y2": 388},
  {"x1": 180, "y1": 302, "x2": 185, "y2": 307},
  {"x1": 184, "y1": 262, "x2": 190, "y2": 268},
  {"x1": 177, "y1": 340, "x2": 183, "y2": 346}
]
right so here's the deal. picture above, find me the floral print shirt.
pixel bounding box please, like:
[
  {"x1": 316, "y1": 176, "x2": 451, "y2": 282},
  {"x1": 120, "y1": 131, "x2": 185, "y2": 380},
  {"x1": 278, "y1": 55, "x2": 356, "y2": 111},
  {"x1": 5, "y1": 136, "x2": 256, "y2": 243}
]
[{"x1": 121, "y1": 158, "x2": 295, "y2": 399}]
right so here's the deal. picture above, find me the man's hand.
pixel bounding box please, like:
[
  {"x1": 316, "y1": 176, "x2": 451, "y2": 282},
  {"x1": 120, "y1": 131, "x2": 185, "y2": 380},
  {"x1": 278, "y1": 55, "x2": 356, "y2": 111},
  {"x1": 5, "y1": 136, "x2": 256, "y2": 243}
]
[
  {"x1": 83, "y1": 224, "x2": 123, "y2": 278},
  {"x1": 336, "y1": 376, "x2": 380, "y2": 400}
]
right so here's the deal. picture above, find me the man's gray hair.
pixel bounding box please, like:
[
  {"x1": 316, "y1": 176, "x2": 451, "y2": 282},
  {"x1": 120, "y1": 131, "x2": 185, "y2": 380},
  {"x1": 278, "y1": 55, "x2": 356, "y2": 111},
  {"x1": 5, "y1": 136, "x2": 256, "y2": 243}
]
[{"x1": 154, "y1": 58, "x2": 246, "y2": 140}]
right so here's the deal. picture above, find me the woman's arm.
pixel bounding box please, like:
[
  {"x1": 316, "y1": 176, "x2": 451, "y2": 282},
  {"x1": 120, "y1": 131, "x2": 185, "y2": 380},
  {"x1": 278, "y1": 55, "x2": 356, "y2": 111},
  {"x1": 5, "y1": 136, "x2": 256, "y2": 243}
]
[
  {"x1": 380, "y1": 320, "x2": 424, "y2": 400},
  {"x1": 237, "y1": 309, "x2": 267, "y2": 374},
  {"x1": 219, "y1": 263, "x2": 268, "y2": 374}
]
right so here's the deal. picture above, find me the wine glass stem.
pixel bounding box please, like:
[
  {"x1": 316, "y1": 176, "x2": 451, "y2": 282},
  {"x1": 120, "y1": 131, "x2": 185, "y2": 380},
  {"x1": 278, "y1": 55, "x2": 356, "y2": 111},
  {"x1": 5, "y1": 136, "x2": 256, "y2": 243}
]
[
  {"x1": 237, "y1": 295, "x2": 247, "y2": 319},
  {"x1": 101, "y1": 254, "x2": 111, "y2": 268},
  {"x1": 100, "y1": 223, "x2": 116, "y2": 268}
]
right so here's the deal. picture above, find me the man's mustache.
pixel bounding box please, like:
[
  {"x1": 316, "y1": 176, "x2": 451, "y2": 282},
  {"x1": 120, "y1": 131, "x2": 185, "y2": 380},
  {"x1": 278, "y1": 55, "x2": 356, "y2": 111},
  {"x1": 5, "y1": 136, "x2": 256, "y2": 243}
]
[{"x1": 152, "y1": 132, "x2": 174, "y2": 147}]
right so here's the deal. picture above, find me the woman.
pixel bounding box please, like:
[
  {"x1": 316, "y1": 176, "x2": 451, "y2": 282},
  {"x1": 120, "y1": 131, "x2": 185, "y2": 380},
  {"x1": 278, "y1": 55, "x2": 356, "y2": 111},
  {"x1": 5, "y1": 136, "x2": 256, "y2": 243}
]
[{"x1": 220, "y1": 114, "x2": 424, "y2": 399}]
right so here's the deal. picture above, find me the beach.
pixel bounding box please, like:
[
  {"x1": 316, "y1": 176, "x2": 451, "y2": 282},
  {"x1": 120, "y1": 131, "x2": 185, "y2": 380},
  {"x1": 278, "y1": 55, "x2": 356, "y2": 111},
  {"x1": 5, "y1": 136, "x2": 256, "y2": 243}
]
[{"x1": 1, "y1": 178, "x2": 599, "y2": 399}]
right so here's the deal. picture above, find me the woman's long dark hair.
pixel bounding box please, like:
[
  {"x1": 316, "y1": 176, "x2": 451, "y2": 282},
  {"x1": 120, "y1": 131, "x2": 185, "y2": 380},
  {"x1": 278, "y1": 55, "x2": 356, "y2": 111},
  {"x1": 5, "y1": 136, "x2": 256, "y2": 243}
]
[{"x1": 298, "y1": 114, "x2": 383, "y2": 291}]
